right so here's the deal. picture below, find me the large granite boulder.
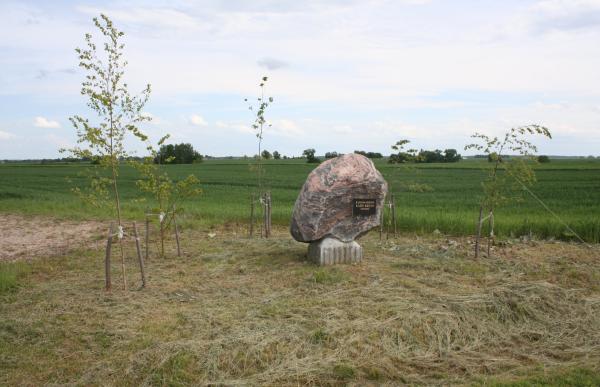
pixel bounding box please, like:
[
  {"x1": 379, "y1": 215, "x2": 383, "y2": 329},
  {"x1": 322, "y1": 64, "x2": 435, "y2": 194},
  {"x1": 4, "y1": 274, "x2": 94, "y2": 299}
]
[{"x1": 290, "y1": 153, "x2": 388, "y2": 244}]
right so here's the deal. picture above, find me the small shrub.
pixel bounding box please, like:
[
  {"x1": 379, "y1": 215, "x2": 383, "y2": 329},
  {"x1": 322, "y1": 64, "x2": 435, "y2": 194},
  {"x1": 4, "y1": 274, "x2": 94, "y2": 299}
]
[{"x1": 538, "y1": 155, "x2": 550, "y2": 163}]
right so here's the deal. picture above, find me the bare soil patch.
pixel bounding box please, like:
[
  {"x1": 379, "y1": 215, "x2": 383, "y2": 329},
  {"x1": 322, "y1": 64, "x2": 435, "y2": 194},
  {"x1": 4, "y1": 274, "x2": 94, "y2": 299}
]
[{"x1": 0, "y1": 213, "x2": 105, "y2": 261}]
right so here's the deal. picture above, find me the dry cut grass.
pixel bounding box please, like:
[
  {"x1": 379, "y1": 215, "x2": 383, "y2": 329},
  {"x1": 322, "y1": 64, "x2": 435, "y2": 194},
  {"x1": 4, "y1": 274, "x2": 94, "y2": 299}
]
[{"x1": 1, "y1": 225, "x2": 600, "y2": 385}]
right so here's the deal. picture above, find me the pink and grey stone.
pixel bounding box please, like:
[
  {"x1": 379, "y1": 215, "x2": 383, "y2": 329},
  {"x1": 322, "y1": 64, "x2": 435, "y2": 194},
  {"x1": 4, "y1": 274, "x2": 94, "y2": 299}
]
[{"x1": 290, "y1": 153, "x2": 388, "y2": 264}]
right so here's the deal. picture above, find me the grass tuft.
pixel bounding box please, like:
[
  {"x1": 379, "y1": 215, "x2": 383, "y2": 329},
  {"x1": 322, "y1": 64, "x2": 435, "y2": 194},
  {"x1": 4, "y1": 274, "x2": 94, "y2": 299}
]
[
  {"x1": 485, "y1": 367, "x2": 600, "y2": 386},
  {"x1": 310, "y1": 328, "x2": 331, "y2": 344},
  {"x1": 0, "y1": 262, "x2": 30, "y2": 293},
  {"x1": 312, "y1": 268, "x2": 348, "y2": 284},
  {"x1": 333, "y1": 364, "x2": 355, "y2": 380}
]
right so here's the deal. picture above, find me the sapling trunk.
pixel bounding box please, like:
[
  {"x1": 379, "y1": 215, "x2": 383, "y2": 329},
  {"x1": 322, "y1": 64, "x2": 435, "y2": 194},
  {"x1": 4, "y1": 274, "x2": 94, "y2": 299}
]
[
  {"x1": 160, "y1": 220, "x2": 165, "y2": 257},
  {"x1": 111, "y1": 162, "x2": 127, "y2": 289},
  {"x1": 105, "y1": 223, "x2": 114, "y2": 291}
]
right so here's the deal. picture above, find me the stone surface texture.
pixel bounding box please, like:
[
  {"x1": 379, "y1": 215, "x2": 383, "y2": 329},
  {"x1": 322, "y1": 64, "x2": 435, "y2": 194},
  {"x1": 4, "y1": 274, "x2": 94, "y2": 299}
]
[
  {"x1": 308, "y1": 237, "x2": 363, "y2": 265},
  {"x1": 290, "y1": 153, "x2": 388, "y2": 243}
]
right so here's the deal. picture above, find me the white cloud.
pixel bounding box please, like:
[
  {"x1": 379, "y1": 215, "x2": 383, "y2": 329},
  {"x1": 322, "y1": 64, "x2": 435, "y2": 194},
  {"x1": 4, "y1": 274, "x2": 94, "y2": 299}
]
[
  {"x1": 0, "y1": 130, "x2": 16, "y2": 140},
  {"x1": 332, "y1": 125, "x2": 354, "y2": 134},
  {"x1": 529, "y1": 0, "x2": 600, "y2": 33},
  {"x1": 141, "y1": 112, "x2": 161, "y2": 125},
  {"x1": 214, "y1": 120, "x2": 253, "y2": 134},
  {"x1": 268, "y1": 119, "x2": 305, "y2": 137},
  {"x1": 216, "y1": 118, "x2": 304, "y2": 138},
  {"x1": 370, "y1": 121, "x2": 423, "y2": 138},
  {"x1": 77, "y1": 6, "x2": 199, "y2": 32},
  {"x1": 533, "y1": 101, "x2": 571, "y2": 110},
  {"x1": 33, "y1": 116, "x2": 60, "y2": 128},
  {"x1": 189, "y1": 114, "x2": 208, "y2": 127},
  {"x1": 44, "y1": 133, "x2": 71, "y2": 148},
  {"x1": 257, "y1": 57, "x2": 289, "y2": 70}
]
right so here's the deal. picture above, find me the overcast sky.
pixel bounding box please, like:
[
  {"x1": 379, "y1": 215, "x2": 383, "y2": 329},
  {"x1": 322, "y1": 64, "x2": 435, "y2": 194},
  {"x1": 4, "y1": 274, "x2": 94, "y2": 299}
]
[{"x1": 1, "y1": 0, "x2": 599, "y2": 159}]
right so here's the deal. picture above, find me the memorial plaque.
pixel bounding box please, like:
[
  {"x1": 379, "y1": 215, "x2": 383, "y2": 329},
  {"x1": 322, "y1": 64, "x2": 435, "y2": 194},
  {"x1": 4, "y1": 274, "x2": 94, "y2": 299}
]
[{"x1": 352, "y1": 198, "x2": 377, "y2": 217}]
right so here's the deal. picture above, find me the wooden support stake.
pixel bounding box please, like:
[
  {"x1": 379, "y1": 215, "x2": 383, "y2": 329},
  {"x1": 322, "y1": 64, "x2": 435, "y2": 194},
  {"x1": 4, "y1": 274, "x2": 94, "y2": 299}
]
[
  {"x1": 391, "y1": 194, "x2": 397, "y2": 238},
  {"x1": 487, "y1": 210, "x2": 494, "y2": 258},
  {"x1": 262, "y1": 192, "x2": 267, "y2": 238},
  {"x1": 267, "y1": 192, "x2": 272, "y2": 238},
  {"x1": 270, "y1": 193, "x2": 273, "y2": 237},
  {"x1": 475, "y1": 205, "x2": 483, "y2": 259},
  {"x1": 386, "y1": 200, "x2": 390, "y2": 240},
  {"x1": 249, "y1": 194, "x2": 255, "y2": 238},
  {"x1": 260, "y1": 193, "x2": 263, "y2": 238},
  {"x1": 117, "y1": 231, "x2": 127, "y2": 290},
  {"x1": 379, "y1": 203, "x2": 384, "y2": 241},
  {"x1": 105, "y1": 223, "x2": 114, "y2": 291},
  {"x1": 174, "y1": 212, "x2": 181, "y2": 257},
  {"x1": 133, "y1": 221, "x2": 146, "y2": 288},
  {"x1": 265, "y1": 192, "x2": 271, "y2": 238},
  {"x1": 145, "y1": 214, "x2": 150, "y2": 261}
]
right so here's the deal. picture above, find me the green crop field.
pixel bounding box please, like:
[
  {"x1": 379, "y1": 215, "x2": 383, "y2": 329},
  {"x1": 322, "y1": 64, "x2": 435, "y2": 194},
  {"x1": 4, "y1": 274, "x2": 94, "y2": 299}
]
[{"x1": 0, "y1": 157, "x2": 599, "y2": 242}]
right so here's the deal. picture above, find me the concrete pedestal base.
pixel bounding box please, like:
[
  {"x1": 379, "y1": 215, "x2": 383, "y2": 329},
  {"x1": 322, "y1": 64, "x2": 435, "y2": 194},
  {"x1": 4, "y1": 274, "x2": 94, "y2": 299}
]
[{"x1": 308, "y1": 237, "x2": 363, "y2": 265}]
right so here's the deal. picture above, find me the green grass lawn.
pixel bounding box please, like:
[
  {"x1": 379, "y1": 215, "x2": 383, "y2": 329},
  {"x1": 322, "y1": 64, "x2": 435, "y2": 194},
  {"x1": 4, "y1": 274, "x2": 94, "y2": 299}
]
[{"x1": 0, "y1": 158, "x2": 599, "y2": 242}]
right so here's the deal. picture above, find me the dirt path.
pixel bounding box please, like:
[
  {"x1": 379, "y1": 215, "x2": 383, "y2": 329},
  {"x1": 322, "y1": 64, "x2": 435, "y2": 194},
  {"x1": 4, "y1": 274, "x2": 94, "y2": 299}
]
[{"x1": 0, "y1": 213, "x2": 106, "y2": 261}]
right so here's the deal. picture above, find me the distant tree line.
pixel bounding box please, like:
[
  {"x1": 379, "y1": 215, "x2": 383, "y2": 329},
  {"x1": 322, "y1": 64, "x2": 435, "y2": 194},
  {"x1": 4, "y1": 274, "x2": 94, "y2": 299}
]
[
  {"x1": 389, "y1": 140, "x2": 462, "y2": 163},
  {"x1": 0, "y1": 157, "x2": 89, "y2": 164},
  {"x1": 259, "y1": 150, "x2": 282, "y2": 160},
  {"x1": 354, "y1": 150, "x2": 383, "y2": 159},
  {"x1": 474, "y1": 154, "x2": 552, "y2": 163},
  {"x1": 415, "y1": 148, "x2": 461, "y2": 163},
  {"x1": 155, "y1": 143, "x2": 203, "y2": 164},
  {"x1": 66, "y1": 143, "x2": 204, "y2": 165}
]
